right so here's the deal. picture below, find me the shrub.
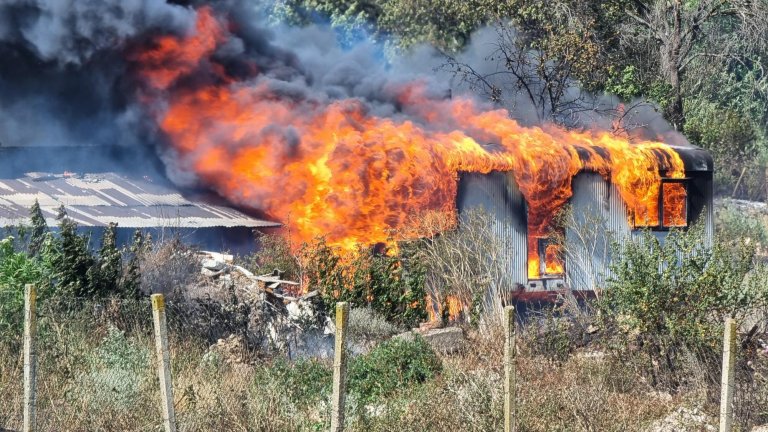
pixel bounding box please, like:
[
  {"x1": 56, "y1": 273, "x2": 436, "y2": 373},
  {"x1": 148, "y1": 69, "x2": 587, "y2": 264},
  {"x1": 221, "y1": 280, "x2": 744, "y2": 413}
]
[
  {"x1": 348, "y1": 336, "x2": 442, "y2": 403},
  {"x1": 348, "y1": 307, "x2": 401, "y2": 342},
  {"x1": 72, "y1": 325, "x2": 151, "y2": 410},
  {"x1": 600, "y1": 225, "x2": 768, "y2": 390},
  {"x1": 0, "y1": 236, "x2": 52, "y2": 340},
  {"x1": 302, "y1": 238, "x2": 428, "y2": 328},
  {"x1": 522, "y1": 309, "x2": 577, "y2": 362},
  {"x1": 411, "y1": 209, "x2": 511, "y2": 325},
  {"x1": 139, "y1": 236, "x2": 199, "y2": 295},
  {"x1": 257, "y1": 358, "x2": 333, "y2": 406},
  {"x1": 715, "y1": 205, "x2": 768, "y2": 249},
  {"x1": 685, "y1": 102, "x2": 766, "y2": 199},
  {"x1": 246, "y1": 233, "x2": 300, "y2": 280}
]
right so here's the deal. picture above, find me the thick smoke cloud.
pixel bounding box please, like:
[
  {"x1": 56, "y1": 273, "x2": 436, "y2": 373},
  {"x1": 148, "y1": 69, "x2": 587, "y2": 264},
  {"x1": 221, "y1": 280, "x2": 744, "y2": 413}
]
[
  {"x1": 0, "y1": 0, "x2": 685, "y2": 169},
  {"x1": 0, "y1": 0, "x2": 193, "y2": 64},
  {"x1": 0, "y1": 0, "x2": 194, "y2": 150}
]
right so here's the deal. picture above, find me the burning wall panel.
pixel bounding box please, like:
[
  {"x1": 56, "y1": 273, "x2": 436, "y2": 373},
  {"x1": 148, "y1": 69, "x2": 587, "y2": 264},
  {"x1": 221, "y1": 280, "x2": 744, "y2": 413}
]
[
  {"x1": 459, "y1": 160, "x2": 713, "y2": 292},
  {"x1": 457, "y1": 171, "x2": 527, "y2": 287},
  {"x1": 565, "y1": 174, "x2": 612, "y2": 291}
]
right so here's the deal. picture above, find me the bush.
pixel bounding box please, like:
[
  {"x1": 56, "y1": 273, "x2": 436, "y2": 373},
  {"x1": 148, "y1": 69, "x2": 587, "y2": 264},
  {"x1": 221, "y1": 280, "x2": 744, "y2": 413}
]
[
  {"x1": 600, "y1": 225, "x2": 768, "y2": 390},
  {"x1": 302, "y1": 238, "x2": 428, "y2": 328},
  {"x1": 685, "y1": 102, "x2": 767, "y2": 199},
  {"x1": 72, "y1": 325, "x2": 151, "y2": 410},
  {"x1": 0, "y1": 236, "x2": 52, "y2": 340},
  {"x1": 256, "y1": 358, "x2": 333, "y2": 407},
  {"x1": 411, "y1": 209, "x2": 511, "y2": 325},
  {"x1": 348, "y1": 307, "x2": 401, "y2": 342},
  {"x1": 139, "y1": 237, "x2": 199, "y2": 295},
  {"x1": 245, "y1": 233, "x2": 300, "y2": 280},
  {"x1": 348, "y1": 336, "x2": 442, "y2": 403},
  {"x1": 715, "y1": 205, "x2": 768, "y2": 249}
]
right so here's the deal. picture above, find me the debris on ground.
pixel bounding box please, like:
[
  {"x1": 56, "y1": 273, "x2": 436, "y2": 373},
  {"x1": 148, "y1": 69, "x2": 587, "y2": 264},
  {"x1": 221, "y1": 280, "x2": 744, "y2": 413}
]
[
  {"x1": 645, "y1": 407, "x2": 716, "y2": 432},
  {"x1": 193, "y1": 251, "x2": 332, "y2": 359}
]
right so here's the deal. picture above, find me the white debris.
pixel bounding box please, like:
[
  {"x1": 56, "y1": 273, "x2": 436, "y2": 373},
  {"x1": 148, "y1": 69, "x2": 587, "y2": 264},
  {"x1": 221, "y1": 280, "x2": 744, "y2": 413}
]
[
  {"x1": 200, "y1": 250, "x2": 234, "y2": 263},
  {"x1": 201, "y1": 258, "x2": 226, "y2": 271},
  {"x1": 646, "y1": 407, "x2": 716, "y2": 432}
]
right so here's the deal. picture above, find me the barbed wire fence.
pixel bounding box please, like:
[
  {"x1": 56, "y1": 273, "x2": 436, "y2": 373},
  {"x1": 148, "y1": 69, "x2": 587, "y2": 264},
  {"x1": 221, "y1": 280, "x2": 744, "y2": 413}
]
[
  {"x1": 0, "y1": 282, "x2": 758, "y2": 432},
  {"x1": 0, "y1": 280, "x2": 338, "y2": 432}
]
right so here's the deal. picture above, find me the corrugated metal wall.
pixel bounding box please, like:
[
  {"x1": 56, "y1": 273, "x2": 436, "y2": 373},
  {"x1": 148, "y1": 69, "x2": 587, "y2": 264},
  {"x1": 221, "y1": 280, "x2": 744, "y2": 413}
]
[
  {"x1": 704, "y1": 176, "x2": 715, "y2": 247},
  {"x1": 567, "y1": 174, "x2": 610, "y2": 290},
  {"x1": 457, "y1": 172, "x2": 528, "y2": 286},
  {"x1": 460, "y1": 170, "x2": 714, "y2": 292}
]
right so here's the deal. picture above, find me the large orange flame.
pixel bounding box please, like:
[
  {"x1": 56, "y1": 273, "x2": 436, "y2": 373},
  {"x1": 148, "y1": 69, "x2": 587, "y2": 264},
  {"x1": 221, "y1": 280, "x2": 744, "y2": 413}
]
[{"x1": 133, "y1": 8, "x2": 686, "y2": 262}]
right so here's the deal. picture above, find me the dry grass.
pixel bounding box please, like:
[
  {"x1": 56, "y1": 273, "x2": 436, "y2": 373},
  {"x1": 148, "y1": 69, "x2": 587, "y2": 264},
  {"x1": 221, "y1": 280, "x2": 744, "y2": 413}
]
[{"x1": 1, "y1": 297, "x2": 762, "y2": 431}]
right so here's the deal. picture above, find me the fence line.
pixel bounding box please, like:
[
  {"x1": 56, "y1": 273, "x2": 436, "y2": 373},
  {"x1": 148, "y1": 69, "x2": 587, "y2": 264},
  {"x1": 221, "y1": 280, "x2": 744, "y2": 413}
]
[
  {"x1": 719, "y1": 317, "x2": 737, "y2": 432},
  {"x1": 151, "y1": 294, "x2": 177, "y2": 432},
  {"x1": 330, "y1": 301, "x2": 350, "y2": 432},
  {"x1": 7, "y1": 297, "x2": 747, "y2": 431},
  {"x1": 23, "y1": 284, "x2": 37, "y2": 432},
  {"x1": 504, "y1": 305, "x2": 516, "y2": 432}
]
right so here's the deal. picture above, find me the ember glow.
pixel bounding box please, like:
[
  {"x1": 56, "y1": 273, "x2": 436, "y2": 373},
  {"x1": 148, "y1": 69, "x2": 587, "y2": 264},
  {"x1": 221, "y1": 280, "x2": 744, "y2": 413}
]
[
  {"x1": 134, "y1": 8, "x2": 687, "y2": 263},
  {"x1": 544, "y1": 243, "x2": 565, "y2": 275}
]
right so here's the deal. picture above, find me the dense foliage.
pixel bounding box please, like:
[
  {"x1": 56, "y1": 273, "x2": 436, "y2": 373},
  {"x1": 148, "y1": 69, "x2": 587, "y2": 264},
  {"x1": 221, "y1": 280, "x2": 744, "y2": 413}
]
[
  {"x1": 601, "y1": 224, "x2": 768, "y2": 389},
  {"x1": 0, "y1": 207, "x2": 146, "y2": 340}
]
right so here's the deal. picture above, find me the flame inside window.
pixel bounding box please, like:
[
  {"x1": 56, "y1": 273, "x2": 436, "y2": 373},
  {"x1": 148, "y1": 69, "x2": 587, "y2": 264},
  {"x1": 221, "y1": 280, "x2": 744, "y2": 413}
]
[
  {"x1": 544, "y1": 243, "x2": 564, "y2": 274},
  {"x1": 528, "y1": 237, "x2": 540, "y2": 279},
  {"x1": 528, "y1": 236, "x2": 565, "y2": 279},
  {"x1": 632, "y1": 204, "x2": 660, "y2": 227},
  {"x1": 632, "y1": 179, "x2": 688, "y2": 229},
  {"x1": 662, "y1": 182, "x2": 687, "y2": 227}
]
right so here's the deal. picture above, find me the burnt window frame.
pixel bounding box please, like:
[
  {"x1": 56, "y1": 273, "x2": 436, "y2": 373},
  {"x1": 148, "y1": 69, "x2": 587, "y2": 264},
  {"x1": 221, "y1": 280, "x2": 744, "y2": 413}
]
[
  {"x1": 630, "y1": 177, "x2": 690, "y2": 231},
  {"x1": 537, "y1": 236, "x2": 565, "y2": 278}
]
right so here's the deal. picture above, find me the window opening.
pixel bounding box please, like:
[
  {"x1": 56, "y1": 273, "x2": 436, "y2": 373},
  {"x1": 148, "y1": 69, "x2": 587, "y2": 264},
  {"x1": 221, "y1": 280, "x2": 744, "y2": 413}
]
[{"x1": 631, "y1": 178, "x2": 689, "y2": 230}]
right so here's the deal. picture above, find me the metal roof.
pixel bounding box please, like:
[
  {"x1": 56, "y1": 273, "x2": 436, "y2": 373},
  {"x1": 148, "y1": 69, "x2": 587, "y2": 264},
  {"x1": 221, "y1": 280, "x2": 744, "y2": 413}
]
[{"x1": 0, "y1": 172, "x2": 280, "y2": 229}]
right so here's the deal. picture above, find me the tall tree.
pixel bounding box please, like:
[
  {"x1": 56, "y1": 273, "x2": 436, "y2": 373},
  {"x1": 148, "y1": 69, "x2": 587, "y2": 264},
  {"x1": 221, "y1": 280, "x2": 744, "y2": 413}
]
[
  {"x1": 123, "y1": 229, "x2": 146, "y2": 298},
  {"x1": 53, "y1": 206, "x2": 95, "y2": 297},
  {"x1": 441, "y1": 0, "x2": 631, "y2": 126},
  {"x1": 88, "y1": 222, "x2": 122, "y2": 296},
  {"x1": 28, "y1": 199, "x2": 48, "y2": 257},
  {"x1": 621, "y1": 0, "x2": 768, "y2": 130}
]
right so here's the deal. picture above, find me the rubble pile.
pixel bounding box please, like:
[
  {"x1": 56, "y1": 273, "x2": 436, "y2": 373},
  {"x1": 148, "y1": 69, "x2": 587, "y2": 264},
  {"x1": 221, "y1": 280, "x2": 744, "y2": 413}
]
[{"x1": 196, "y1": 251, "x2": 334, "y2": 360}]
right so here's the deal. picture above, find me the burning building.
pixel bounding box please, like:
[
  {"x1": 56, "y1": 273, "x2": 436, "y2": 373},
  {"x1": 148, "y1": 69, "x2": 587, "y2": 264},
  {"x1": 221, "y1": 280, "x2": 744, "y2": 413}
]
[
  {"x1": 458, "y1": 143, "x2": 713, "y2": 292},
  {"x1": 0, "y1": 2, "x2": 716, "y2": 292}
]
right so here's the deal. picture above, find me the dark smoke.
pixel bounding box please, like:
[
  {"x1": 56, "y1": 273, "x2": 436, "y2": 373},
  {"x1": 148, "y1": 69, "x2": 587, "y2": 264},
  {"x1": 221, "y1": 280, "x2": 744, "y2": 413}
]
[
  {"x1": 0, "y1": 0, "x2": 687, "y2": 181},
  {"x1": 0, "y1": 0, "x2": 193, "y2": 150}
]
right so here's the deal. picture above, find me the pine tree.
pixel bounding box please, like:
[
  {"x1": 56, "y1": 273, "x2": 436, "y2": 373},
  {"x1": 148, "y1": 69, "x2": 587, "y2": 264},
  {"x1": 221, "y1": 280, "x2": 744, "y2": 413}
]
[
  {"x1": 89, "y1": 222, "x2": 122, "y2": 296},
  {"x1": 28, "y1": 199, "x2": 48, "y2": 256},
  {"x1": 54, "y1": 206, "x2": 95, "y2": 297},
  {"x1": 122, "y1": 229, "x2": 145, "y2": 298}
]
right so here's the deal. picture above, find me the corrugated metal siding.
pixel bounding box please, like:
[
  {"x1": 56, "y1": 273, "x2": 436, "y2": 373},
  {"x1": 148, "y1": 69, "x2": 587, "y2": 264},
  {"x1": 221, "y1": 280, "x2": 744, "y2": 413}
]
[
  {"x1": 0, "y1": 173, "x2": 280, "y2": 228},
  {"x1": 566, "y1": 174, "x2": 611, "y2": 290},
  {"x1": 457, "y1": 172, "x2": 527, "y2": 286},
  {"x1": 608, "y1": 183, "x2": 633, "y2": 239},
  {"x1": 504, "y1": 173, "x2": 528, "y2": 286},
  {"x1": 460, "y1": 169, "x2": 714, "y2": 292},
  {"x1": 704, "y1": 176, "x2": 715, "y2": 247}
]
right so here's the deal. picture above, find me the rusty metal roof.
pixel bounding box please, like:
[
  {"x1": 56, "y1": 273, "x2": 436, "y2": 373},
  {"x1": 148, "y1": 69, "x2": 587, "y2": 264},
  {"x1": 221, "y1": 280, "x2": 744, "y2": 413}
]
[{"x1": 0, "y1": 172, "x2": 280, "y2": 229}]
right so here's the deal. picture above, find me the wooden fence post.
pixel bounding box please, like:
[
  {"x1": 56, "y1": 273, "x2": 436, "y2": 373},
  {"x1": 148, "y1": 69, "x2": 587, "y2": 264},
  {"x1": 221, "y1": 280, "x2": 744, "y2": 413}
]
[
  {"x1": 330, "y1": 302, "x2": 350, "y2": 432},
  {"x1": 151, "y1": 294, "x2": 177, "y2": 432},
  {"x1": 23, "y1": 284, "x2": 37, "y2": 432},
  {"x1": 719, "y1": 317, "x2": 736, "y2": 432},
  {"x1": 504, "y1": 305, "x2": 516, "y2": 432}
]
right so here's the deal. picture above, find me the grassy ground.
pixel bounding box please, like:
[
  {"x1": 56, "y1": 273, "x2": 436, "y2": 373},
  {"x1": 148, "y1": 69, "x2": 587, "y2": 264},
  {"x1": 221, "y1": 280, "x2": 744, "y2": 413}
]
[{"x1": 0, "y1": 301, "x2": 716, "y2": 432}]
